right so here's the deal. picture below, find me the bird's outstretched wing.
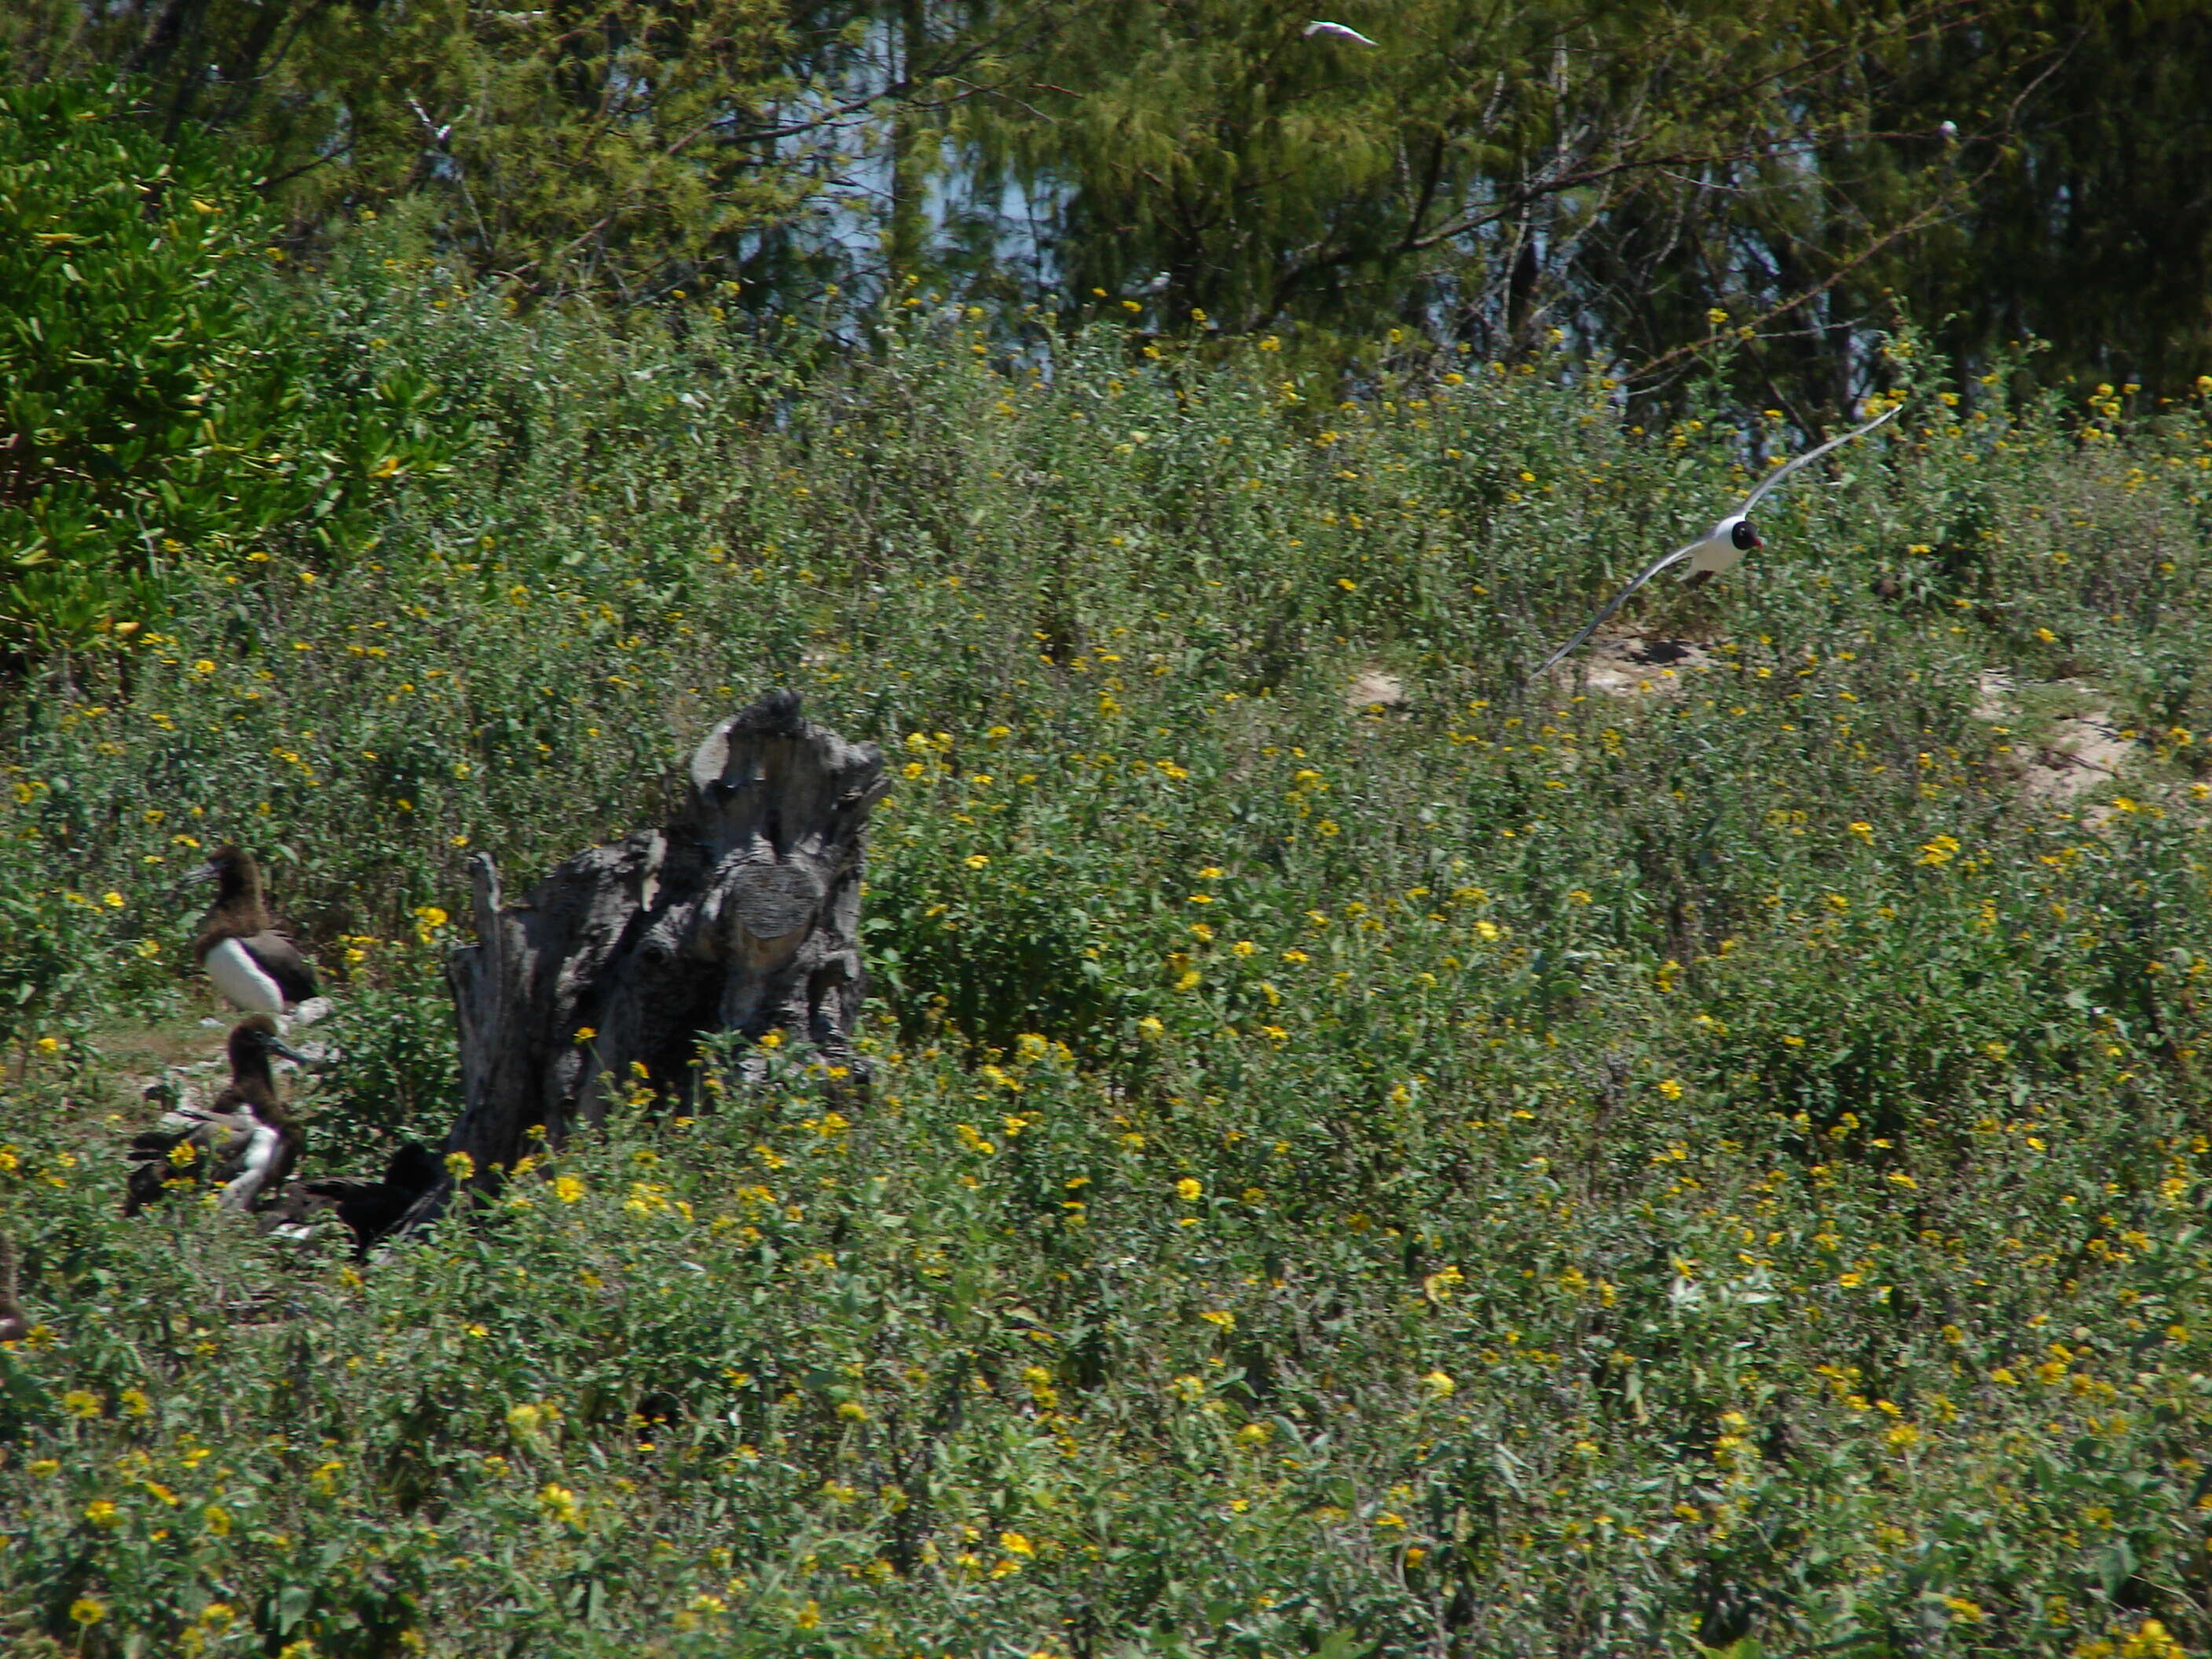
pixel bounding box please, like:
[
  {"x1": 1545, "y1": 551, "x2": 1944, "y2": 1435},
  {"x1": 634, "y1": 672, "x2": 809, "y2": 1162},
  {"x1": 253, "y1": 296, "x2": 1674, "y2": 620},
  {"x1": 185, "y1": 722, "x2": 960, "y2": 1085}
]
[
  {"x1": 1303, "y1": 20, "x2": 1379, "y2": 44},
  {"x1": 1536, "y1": 539, "x2": 1705, "y2": 675},
  {"x1": 1737, "y1": 403, "x2": 1899, "y2": 515}
]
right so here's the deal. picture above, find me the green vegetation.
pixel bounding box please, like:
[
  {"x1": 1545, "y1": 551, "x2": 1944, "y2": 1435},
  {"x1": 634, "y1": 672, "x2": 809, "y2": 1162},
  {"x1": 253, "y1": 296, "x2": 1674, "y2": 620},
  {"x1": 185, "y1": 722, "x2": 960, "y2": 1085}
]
[
  {"x1": 3, "y1": 222, "x2": 2212, "y2": 1654},
  {"x1": 0, "y1": 77, "x2": 461, "y2": 653}
]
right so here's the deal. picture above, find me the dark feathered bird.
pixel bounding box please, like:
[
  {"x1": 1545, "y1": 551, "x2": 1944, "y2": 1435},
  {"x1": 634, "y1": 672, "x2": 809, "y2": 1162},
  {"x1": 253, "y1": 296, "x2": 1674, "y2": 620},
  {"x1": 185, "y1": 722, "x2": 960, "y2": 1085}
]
[
  {"x1": 125, "y1": 1016, "x2": 307, "y2": 1216},
  {"x1": 0, "y1": 1233, "x2": 27, "y2": 1343},
  {"x1": 183, "y1": 845, "x2": 319, "y2": 1013},
  {"x1": 265, "y1": 1141, "x2": 440, "y2": 1255}
]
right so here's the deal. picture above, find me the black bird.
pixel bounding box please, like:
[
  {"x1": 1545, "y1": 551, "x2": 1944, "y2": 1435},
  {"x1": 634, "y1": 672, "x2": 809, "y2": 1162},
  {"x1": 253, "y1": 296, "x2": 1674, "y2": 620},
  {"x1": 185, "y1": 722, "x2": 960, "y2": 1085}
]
[
  {"x1": 125, "y1": 1016, "x2": 307, "y2": 1216},
  {"x1": 183, "y1": 845, "x2": 319, "y2": 1013},
  {"x1": 266, "y1": 1141, "x2": 440, "y2": 1255}
]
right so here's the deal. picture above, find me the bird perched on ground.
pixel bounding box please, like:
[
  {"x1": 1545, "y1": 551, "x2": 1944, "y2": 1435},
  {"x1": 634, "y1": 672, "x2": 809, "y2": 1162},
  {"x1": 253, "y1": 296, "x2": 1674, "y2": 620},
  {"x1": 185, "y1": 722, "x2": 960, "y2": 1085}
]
[
  {"x1": 264, "y1": 1141, "x2": 440, "y2": 1256},
  {"x1": 1303, "y1": 19, "x2": 1378, "y2": 44},
  {"x1": 183, "y1": 845, "x2": 319, "y2": 1014},
  {"x1": 124, "y1": 1016, "x2": 308, "y2": 1216},
  {"x1": 0, "y1": 1234, "x2": 27, "y2": 1343},
  {"x1": 1536, "y1": 403, "x2": 1901, "y2": 674}
]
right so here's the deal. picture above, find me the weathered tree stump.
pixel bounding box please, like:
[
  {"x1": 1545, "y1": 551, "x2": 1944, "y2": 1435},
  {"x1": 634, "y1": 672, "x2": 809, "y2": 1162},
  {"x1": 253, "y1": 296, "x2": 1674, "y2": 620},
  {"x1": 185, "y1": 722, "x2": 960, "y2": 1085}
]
[{"x1": 435, "y1": 690, "x2": 887, "y2": 1196}]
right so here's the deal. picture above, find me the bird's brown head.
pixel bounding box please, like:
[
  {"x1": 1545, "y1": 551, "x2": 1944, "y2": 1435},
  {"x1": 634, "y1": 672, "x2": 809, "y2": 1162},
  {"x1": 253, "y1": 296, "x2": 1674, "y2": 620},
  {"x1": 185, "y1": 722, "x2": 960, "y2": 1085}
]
[
  {"x1": 227, "y1": 1013, "x2": 307, "y2": 1073},
  {"x1": 184, "y1": 844, "x2": 258, "y2": 899}
]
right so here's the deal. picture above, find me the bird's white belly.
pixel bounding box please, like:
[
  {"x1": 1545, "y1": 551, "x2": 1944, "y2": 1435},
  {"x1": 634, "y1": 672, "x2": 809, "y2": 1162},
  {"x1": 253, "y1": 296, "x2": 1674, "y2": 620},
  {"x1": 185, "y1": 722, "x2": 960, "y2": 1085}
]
[
  {"x1": 207, "y1": 936, "x2": 286, "y2": 1012},
  {"x1": 221, "y1": 1120, "x2": 282, "y2": 1210},
  {"x1": 1684, "y1": 537, "x2": 1745, "y2": 577}
]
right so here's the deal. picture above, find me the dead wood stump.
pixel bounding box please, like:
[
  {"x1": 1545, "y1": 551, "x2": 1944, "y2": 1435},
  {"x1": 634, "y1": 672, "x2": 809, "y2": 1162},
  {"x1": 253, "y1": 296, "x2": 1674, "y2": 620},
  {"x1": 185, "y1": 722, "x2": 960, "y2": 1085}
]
[{"x1": 434, "y1": 690, "x2": 887, "y2": 1198}]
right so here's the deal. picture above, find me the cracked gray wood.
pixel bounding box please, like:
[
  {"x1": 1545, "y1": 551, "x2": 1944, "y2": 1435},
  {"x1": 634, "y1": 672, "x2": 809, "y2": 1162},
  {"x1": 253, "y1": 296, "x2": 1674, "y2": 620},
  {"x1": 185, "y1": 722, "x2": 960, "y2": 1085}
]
[{"x1": 414, "y1": 690, "x2": 886, "y2": 1221}]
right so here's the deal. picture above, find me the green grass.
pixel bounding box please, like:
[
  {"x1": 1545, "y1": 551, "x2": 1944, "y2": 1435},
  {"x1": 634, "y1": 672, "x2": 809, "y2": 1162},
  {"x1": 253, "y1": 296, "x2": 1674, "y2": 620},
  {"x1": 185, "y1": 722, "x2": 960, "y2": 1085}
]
[{"x1": 3, "y1": 253, "x2": 2212, "y2": 1657}]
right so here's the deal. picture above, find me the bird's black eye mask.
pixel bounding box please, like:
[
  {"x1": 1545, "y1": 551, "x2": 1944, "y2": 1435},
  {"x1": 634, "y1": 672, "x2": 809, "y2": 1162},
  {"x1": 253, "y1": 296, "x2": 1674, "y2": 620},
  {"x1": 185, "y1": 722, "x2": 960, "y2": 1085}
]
[{"x1": 1731, "y1": 519, "x2": 1760, "y2": 551}]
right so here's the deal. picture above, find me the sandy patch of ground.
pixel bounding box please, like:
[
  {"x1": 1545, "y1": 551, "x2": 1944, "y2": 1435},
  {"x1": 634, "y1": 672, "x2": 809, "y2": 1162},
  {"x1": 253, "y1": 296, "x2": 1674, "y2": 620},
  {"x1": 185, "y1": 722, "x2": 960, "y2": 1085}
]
[
  {"x1": 1555, "y1": 633, "x2": 1722, "y2": 699},
  {"x1": 1971, "y1": 670, "x2": 2133, "y2": 812},
  {"x1": 1346, "y1": 668, "x2": 1407, "y2": 713}
]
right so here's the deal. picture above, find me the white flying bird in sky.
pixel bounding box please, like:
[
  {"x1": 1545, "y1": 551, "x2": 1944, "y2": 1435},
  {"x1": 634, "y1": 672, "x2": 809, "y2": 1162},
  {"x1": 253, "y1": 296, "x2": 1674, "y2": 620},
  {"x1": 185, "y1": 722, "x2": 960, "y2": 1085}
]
[
  {"x1": 1536, "y1": 402, "x2": 1901, "y2": 675},
  {"x1": 1303, "y1": 20, "x2": 1379, "y2": 45}
]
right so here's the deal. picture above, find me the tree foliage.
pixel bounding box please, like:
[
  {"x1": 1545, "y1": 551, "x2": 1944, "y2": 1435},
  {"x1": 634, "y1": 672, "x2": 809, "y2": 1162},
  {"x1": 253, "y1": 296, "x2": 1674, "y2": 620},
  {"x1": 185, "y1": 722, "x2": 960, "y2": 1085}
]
[
  {"x1": 0, "y1": 76, "x2": 453, "y2": 654},
  {"x1": 4, "y1": 0, "x2": 2210, "y2": 389}
]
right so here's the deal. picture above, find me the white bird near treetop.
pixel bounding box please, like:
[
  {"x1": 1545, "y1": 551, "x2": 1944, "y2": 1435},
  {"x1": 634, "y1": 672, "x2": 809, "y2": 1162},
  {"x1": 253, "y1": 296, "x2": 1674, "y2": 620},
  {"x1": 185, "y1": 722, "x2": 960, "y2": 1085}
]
[{"x1": 1303, "y1": 20, "x2": 1379, "y2": 45}]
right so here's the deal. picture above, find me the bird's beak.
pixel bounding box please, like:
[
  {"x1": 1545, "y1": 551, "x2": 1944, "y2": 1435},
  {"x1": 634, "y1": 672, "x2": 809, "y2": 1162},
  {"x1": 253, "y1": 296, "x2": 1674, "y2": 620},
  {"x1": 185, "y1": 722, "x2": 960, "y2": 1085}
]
[
  {"x1": 269, "y1": 1035, "x2": 312, "y2": 1065},
  {"x1": 178, "y1": 862, "x2": 217, "y2": 887}
]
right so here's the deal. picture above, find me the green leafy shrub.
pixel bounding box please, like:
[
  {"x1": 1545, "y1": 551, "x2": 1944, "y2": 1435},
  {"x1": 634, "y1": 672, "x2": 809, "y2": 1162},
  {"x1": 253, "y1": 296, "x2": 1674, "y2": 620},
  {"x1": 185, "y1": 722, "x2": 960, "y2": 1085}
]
[{"x1": 0, "y1": 77, "x2": 462, "y2": 654}]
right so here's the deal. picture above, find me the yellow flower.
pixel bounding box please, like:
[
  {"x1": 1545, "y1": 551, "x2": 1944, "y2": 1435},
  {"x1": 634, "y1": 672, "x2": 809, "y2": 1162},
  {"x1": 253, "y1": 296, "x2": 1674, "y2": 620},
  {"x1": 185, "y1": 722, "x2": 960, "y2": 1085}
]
[
  {"x1": 445, "y1": 1150, "x2": 476, "y2": 1181},
  {"x1": 71, "y1": 1598, "x2": 106, "y2": 1625},
  {"x1": 63, "y1": 1389, "x2": 101, "y2": 1418},
  {"x1": 203, "y1": 1503, "x2": 232, "y2": 1535},
  {"x1": 1658, "y1": 1079, "x2": 1683, "y2": 1100},
  {"x1": 1000, "y1": 1529, "x2": 1035, "y2": 1557},
  {"x1": 555, "y1": 1175, "x2": 585, "y2": 1203},
  {"x1": 794, "y1": 1600, "x2": 822, "y2": 1630},
  {"x1": 573, "y1": 1027, "x2": 596, "y2": 1042},
  {"x1": 1916, "y1": 833, "x2": 1961, "y2": 866},
  {"x1": 102, "y1": 890, "x2": 124, "y2": 908},
  {"x1": 965, "y1": 854, "x2": 989, "y2": 869},
  {"x1": 85, "y1": 1498, "x2": 121, "y2": 1527},
  {"x1": 1422, "y1": 1371, "x2": 1456, "y2": 1398},
  {"x1": 1175, "y1": 1177, "x2": 1203, "y2": 1203},
  {"x1": 539, "y1": 1482, "x2": 584, "y2": 1525}
]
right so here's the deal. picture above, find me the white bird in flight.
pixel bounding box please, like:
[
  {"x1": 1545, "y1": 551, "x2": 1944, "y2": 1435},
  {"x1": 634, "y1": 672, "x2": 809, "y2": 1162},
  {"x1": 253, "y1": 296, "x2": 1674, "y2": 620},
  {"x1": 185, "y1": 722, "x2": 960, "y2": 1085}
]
[
  {"x1": 1303, "y1": 20, "x2": 1379, "y2": 45},
  {"x1": 1535, "y1": 403, "x2": 1901, "y2": 675}
]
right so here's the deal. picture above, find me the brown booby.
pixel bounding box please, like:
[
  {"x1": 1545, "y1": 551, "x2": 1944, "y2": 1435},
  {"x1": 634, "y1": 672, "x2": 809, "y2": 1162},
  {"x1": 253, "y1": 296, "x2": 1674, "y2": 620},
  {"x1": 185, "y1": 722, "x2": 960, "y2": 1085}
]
[
  {"x1": 125, "y1": 1016, "x2": 307, "y2": 1215},
  {"x1": 0, "y1": 1234, "x2": 26, "y2": 1343},
  {"x1": 183, "y1": 845, "x2": 319, "y2": 1014}
]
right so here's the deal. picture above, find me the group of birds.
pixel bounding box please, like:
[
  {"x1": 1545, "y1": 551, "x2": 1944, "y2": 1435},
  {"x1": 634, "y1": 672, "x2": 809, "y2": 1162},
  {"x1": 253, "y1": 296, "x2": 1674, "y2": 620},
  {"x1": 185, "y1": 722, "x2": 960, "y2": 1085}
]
[{"x1": 119, "y1": 845, "x2": 436, "y2": 1254}]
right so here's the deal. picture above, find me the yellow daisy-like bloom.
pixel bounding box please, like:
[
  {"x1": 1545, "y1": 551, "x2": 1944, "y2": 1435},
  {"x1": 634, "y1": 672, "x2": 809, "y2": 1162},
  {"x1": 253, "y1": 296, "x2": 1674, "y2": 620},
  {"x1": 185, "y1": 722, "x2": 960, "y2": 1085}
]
[
  {"x1": 1175, "y1": 1177, "x2": 1202, "y2": 1202},
  {"x1": 85, "y1": 1498, "x2": 121, "y2": 1527},
  {"x1": 71, "y1": 1598, "x2": 105, "y2": 1625},
  {"x1": 555, "y1": 1176, "x2": 585, "y2": 1203}
]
